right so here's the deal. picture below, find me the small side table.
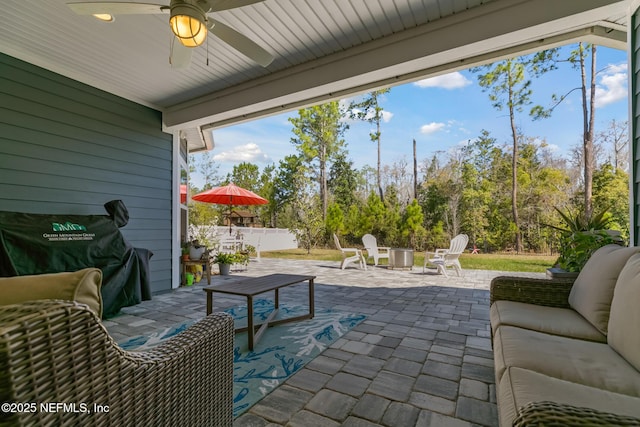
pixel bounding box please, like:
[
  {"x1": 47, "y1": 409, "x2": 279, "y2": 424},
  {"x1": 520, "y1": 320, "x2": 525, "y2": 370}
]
[{"x1": 181, "y1": 258, "x2": 211, "y2": 286}]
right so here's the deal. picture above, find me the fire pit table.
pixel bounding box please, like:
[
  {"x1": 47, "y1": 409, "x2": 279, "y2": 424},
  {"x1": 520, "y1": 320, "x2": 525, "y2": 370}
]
[{"x1": 388, "y1": 248, "x2": 414, "y2": 270}]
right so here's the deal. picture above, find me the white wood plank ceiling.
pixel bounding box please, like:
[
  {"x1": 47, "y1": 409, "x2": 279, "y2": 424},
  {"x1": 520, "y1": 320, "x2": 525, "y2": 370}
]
[{"x1": 0, "y1": 0, "x2": 629, "y2": 142}]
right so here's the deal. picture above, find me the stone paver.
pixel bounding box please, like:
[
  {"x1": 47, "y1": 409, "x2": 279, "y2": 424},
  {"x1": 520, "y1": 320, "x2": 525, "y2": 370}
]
[{"x1": 105, "y1": 258, "x2": 543, "y2": 427}]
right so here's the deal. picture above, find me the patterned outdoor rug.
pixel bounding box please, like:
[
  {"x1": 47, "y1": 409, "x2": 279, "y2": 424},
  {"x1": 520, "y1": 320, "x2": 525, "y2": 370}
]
[{"x1": 118, "y1": 300, "x2": 366, "y2": 418}]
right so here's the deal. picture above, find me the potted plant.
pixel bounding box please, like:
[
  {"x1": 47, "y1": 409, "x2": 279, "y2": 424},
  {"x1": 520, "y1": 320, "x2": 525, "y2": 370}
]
[
  {"x1": 234, "y1": 250, "x2": 250, "y2": 268},
  {"x1": 189, "y1": 239, "x2": 206, "y2": 260},
  {"x1": 213, "y1": 252, "x2": 237, "y2": 276},
  {"x1": 547, "y1": 206, "x2": 625, "y2": 276},
  {"x1": 181, "y1": 242, "x2": 190, "y2": 261}
]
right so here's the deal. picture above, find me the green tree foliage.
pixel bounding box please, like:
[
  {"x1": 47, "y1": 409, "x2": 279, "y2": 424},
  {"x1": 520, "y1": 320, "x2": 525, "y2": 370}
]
[
  {"x1": 471, "y1": 50, "x2": 556, "y2": 253},
  {"x1": 229, "y1": 162, "x2": 260, "y2": 193},
  {"x1": 328, "y1": 152, "x2": 359, "y2": 211},
  {"x1": 325, "y1": 202, "x2": 345, "y2": 237},
  {"x1": 400, "y1": 199, "x2": 425, "y2": 248},
  {"x1": 289, "y1": 102, "x2": 348, "y2": 221},
  {"x1": 273, "y1": 155, "x2": 306, "y2": 226},
  {"x1": 592, "y1": 163, "x2": 629, "y2": 237},
  {"x1": 185, "y1": 50, "x2": 627, "y2": 257},
  {"x1": 459, "y1": 132, "x2": 495, "y2": 249},
  {"x1": 358, "y1": 192, "x2": 387, "y2": 238}
]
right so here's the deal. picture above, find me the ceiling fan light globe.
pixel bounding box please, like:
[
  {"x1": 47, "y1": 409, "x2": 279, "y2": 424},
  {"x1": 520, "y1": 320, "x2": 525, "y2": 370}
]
[
  {"x1": 169, "y1": 1, "x2": 208, "y2": 47},
  {"x1": 170, "y1": 15, "x2": 207, "y2": 47}
]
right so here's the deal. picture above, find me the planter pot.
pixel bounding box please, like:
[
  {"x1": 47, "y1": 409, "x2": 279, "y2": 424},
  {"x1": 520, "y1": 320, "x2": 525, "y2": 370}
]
[
  {"x1": 218, "y1": 263, "x2": 231, "y2": 276},
  {"x1": 190, "y1": 246, "x2": 206, "y2": 260},
  {"x1": 185, "y1": 273, "x2": 195, "y2": 286}
]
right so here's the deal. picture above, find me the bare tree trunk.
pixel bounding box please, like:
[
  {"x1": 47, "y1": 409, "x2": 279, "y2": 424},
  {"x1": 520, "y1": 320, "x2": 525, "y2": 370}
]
[
  {"x1": 320, "y1": 142, "x2": 328, "y2": 221},
  {"x1": 508, "y1": 70, "x2": 522, "y2": 253},
  {"x1": 413, "y1": 139, "x2": 418, "y2": 200},
  {"x1": 585, "y1": 44, "x2": 596, "y2": 219},
  {"x1": 376, "y1": 119, "x2": 384, "y2": 202}
]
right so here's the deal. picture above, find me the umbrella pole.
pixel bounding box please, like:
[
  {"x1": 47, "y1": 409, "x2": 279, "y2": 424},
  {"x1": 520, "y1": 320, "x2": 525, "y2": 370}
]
[{"x1": 229, "y1": 196, "x2": 233, "y2": 235}]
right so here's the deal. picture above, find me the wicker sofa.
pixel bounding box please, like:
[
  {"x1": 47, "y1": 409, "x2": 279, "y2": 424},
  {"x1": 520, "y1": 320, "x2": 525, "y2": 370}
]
[
  {"x1": 490, "y1": 244, "x2": 640, "y2": 426},
  {"x1": 0, "y1": 300, "x2": 234, "y2": 427}
]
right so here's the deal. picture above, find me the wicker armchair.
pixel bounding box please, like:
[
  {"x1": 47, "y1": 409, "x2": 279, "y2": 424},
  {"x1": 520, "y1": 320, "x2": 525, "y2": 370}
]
[{"x1": 0, "y1": 300, "x2": 234, "y2": 427}]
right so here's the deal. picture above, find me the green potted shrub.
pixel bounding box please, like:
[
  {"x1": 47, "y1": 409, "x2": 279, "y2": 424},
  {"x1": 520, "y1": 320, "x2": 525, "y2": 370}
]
[
  {"x1": 548, "y1": 206, "x2": 625, "y2": 275},
  {"x1": 234, "y1": 250, "x2": 250, "y2": 268},
  {"x1": 213, "y1": 252, "x2": 237, "y2": 276}
]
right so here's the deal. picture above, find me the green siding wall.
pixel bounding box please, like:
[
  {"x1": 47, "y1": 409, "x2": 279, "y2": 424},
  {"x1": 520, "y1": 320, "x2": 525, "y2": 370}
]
[
  {"x1": 0, "y1": 53, "x2": 173, "y2": 293},
  {"x1": 633, "y1": 8, "x2": 640, "y2": 246}
]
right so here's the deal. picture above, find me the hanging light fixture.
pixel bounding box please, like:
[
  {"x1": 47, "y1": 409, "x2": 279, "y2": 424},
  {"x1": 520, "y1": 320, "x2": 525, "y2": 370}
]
[{"x1": 169, "y1": 0, "x2": 208, "y2": 47}]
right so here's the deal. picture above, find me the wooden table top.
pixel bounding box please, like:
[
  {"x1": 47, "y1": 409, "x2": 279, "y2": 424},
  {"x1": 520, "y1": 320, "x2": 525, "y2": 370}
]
[{"x1": 203, "y1": 273, "x2": 315, "y2": 297}]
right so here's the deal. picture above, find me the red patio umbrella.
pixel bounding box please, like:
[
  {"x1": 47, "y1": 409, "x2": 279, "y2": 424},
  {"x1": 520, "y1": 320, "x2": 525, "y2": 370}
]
[
  {"x1": 191, "y1": 183, "x2": 268, "y2": 234},
  {"x1": 180, "y1": 184, "x2": 187, "y2": 204}
]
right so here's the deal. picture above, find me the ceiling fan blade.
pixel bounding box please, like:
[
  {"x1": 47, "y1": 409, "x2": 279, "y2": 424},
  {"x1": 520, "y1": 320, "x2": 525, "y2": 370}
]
[
  {"x1": 67, "y1": 2, "x2": 166, "y2": 16},
  {"x1": 170, "y1": 37, "x2": 193, "y2": 69},
  {"x1": 206, "y1": 0, "x2": 265, "y2": 12},
  {"x1": 208, "y1": 19, "x2": 273, "y2": 67}
]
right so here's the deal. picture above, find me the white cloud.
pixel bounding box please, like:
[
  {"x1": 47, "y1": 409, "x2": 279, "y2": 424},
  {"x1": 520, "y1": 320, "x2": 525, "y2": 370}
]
[
  {"x1": 414, "y1": 72, "x2": 472, "y2": 89},
  {"x1": 595, "y1": 62, "x2": 627, "y2": 108},
  {"x1": 212, "y1": 142, "x2": 271, "y2": 163},
  {"x1": 381, "y1": 111, "x2": 394, "y2": 123},
  {"x1": 420, "y1": 122, "x2": 446, "y2": 135}
]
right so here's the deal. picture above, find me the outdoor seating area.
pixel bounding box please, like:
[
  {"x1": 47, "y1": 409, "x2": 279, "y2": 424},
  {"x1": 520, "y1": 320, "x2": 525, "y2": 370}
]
[
  {"x1": 3, "y1": 253, "x2": 640, "y2": 426},
  {"x1": 101, "y1": 258, "x2": 542, "y2": 426},
  {"x1": 3, "y1": 2, "x2": 640, "y2": 426}
]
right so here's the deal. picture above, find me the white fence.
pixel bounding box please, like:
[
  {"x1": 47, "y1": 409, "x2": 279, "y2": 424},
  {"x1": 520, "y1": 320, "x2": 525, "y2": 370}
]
[{"x1": 196, "y1": 226, "x2": 298, "y2": 252}]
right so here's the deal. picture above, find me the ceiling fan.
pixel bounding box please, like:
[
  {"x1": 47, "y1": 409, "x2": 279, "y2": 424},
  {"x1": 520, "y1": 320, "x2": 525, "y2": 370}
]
[{"x1": 67, "y1": 0, "x2": 274, "y2": 68}]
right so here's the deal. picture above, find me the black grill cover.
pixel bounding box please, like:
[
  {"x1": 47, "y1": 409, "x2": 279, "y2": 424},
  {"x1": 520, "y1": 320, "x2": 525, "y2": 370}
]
[{"x1": 0, "y1": 201, "x2": 152, "y2": 318}]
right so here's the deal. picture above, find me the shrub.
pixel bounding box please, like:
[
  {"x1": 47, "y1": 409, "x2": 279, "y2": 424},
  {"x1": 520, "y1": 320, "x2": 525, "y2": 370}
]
[{"x1": 550, "y1": 205, "x2": 625, "y2": 272}]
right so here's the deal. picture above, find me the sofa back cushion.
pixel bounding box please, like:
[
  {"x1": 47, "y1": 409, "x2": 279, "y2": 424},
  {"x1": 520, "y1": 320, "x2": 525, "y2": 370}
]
[
  {"x1": 568, "y1": 244, "x2": 640, "y2": 335},
  {"x1": 0, "y1": 268, "x2": 103, "y2": 317},
  {"x1": 608, "y1": 253, "x2": 640, "y2": 371}
]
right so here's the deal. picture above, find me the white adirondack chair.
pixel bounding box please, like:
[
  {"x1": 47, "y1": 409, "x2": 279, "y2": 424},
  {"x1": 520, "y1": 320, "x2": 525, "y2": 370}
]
[
  {"x1": 362, "y1": 234, "x2": 390, "y2": 266},
  {"x1": 423, "y1": 234, "x2": 469, "y2": 276},
  {"x1": 333, "y1": 234, "x2": 366, "y2": 270}
]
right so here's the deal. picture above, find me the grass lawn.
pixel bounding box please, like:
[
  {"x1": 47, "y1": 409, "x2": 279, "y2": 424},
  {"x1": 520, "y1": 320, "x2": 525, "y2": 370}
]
[{"x1": 260, "y1": 249, "x2": 557, "y2": 273}]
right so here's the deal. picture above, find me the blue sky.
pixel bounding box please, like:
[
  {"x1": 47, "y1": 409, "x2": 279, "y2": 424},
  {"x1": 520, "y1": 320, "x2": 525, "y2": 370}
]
[{"x1": 196, "y1": 44, "x2": 628, "y2": 182}]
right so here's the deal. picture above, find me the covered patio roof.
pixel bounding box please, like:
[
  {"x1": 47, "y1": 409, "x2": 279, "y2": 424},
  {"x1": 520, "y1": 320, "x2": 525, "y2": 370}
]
[{"x1": 0, "y1": 0, "x2": 627, "y2": 150}]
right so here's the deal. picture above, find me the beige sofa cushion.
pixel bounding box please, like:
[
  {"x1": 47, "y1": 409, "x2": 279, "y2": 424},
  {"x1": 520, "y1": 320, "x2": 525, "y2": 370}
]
[
  {"x1": 608, "y1": 253, "x2": 640, "y2": 371},
  {"x1": 490, "y1": 300, "x2": 606, "y2": 342},
  {"x1": 493, "y1": 325, "x2": 640, "y2": 397},
  {"x1": 0, "y1": 268, "x2": 103, "y2": 317},
  {"x1": 498, "y1": 366, "x2": 640, "y2": 427},
  {"x1": 568, "y1": 244, "x2": 640, "y2": 335}
]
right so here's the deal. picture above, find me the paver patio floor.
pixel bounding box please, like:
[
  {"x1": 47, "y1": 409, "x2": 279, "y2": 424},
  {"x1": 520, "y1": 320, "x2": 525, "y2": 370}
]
[{"x1": 105, "y1": 258, "x2": 543, "y2": 427}]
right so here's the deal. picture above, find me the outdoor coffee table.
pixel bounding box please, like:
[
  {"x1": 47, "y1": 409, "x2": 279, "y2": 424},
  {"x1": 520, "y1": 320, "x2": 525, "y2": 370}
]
[{"x1": 203, "y1": 273, "x2": 315, "y2": 350}]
